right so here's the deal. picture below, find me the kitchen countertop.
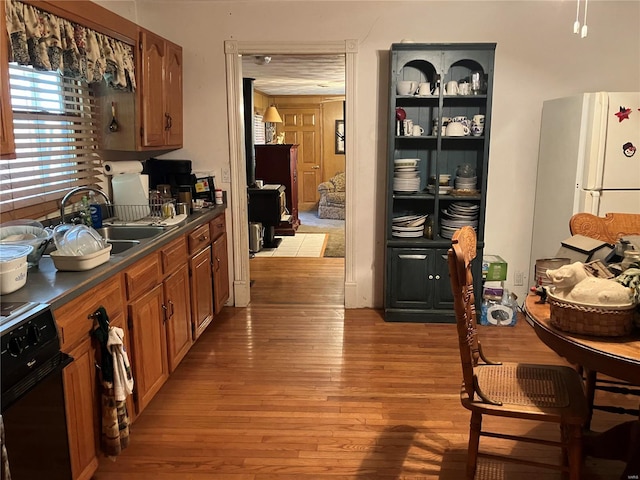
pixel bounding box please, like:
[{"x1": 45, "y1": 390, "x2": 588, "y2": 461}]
[{"x1": 1, "y1": 205, "x2": 227, "y2": 310}]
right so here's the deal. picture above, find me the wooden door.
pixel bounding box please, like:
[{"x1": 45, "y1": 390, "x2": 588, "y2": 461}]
[
  {"x1": 279, "y1": 108, "x2": 322, "y2": 210},
  {"x1": 190, "y1": 245, "x2": 214, "y2": 340},
  {"x1": 212, "y1": 233, "x2": 229, "y2": 314},
  {"x1": 140, "y1": 30, "x2": 166, "y2": 148},
  {"x1": 129, "y1": 283, "x2": 169, "y2": 413},
  {"x1": 164, "y1": 264, "x2": 192, "y2": 372},
  {"x1": 63, "y1": 338, "x2": 99, "y2": 480},
  {"x1": 164, "y1": 41, "x2": 183, "y2": 147}
]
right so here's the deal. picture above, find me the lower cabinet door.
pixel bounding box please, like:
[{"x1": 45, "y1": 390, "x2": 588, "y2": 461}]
[
  {"x1": 212, "y1": 232, "x2": 229, "y2": 314},
  {"x1": 129, "y1": 283, "x2": 169, "y2": 413},
  {"x1": 433, "y1": 248, "x2": 454, "y2": 309},
  {"x1": 387, "y1": 248, "x2": 435, "y2": 309},
  {"x1": 164, "y1": 264, "x2": 192, "y2": 372},
  {"x1": 63, "y1": 337, "x2": 99, "y2": 480},
  {"x1": 190, "y1": 245, "x2": 214, "y2": 340}
]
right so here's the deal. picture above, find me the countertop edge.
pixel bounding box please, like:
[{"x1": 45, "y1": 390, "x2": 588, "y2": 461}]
[{"x1": 1, "y1": 205, "x2": 227, "y2": 311}]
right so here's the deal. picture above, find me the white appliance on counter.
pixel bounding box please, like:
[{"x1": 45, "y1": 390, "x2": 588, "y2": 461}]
[{"x1": 530, "y1": 91, "x2": 640, "y2": 275}]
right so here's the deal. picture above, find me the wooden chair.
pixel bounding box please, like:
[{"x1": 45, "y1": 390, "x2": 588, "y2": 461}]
[
  {"x1": 569, "y1": 212, "x2": 640, "y2": 244},
  {"x1": 448, "y1": 226, "x2": 588, "y2": 479},
  {"x1": 569, "y1": 212, "x2": 640, "y2": 428}
]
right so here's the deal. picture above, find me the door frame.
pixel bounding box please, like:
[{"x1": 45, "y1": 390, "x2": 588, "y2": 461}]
[{"x1": 224, "y1": 40, "x2": 358, "y2": 307}]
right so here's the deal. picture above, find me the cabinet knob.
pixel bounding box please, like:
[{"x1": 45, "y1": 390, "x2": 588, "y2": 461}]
[
  {"x1": 428, "y1": 275, "x2": 434, "y2": 280},
  {"x1": 435, "y1": 275, "x2": 441, "y2": 280}
]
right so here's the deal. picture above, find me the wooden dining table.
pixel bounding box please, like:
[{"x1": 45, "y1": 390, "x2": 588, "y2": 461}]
[
  {"x1": 524, "y1": 293, "x2": 640, "y2": 477},
  {"x1": 524, "y1": 293, "x2": 640, "y2": 386}
]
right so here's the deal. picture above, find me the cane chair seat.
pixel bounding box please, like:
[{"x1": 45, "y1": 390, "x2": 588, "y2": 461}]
[{"x1": 448, "y1": 226, "x2": 588, "y2": 480}]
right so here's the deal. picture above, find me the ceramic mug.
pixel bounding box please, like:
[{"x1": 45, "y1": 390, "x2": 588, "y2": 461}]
[
  {"x1": 458, "y1": 82, "x2": 471, "y2": 95},
  {"x1": 403, "y1": 119, "x2": 414, "y2": 136},
  {"x1": 416, "y1": 82, "x2": 431, "y2": 96},
  {"x1": 473, "y1": 114, "x2": 485, "y2": 125},
  {"x1": 397, "y1": 80, "x2": 417, "y2": 96},
  {"x1": 445, "y1": 80, "x2": 458, "y2": 95},
  {"x1": 471, "y1": 121, "x2": 484, "y2": 137},
  {"x1": 412, "y1": 125, "x2": 425, "y2": 136},
  {"x1": 452, "y1": 116, "x2": 469, "y2": 128},
  {"x1": 445, "y1": 121, "x2": 470, "y2": 136}
]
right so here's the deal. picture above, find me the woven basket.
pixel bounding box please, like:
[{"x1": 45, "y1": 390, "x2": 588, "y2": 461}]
[{"x1": 547, "y1": 295, "x2": 635, "y2": 337}]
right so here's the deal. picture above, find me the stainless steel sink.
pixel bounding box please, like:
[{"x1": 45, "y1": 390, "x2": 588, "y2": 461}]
[
  {"x1": 107, "y1": 240, "x2": 140, "y2": 254},
  {"x1": 95, "y1": 225, "x2": 172, "y2": 241}
]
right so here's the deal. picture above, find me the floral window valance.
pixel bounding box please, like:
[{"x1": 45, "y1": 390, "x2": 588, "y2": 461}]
[{"x1": 4, "y1": 0, "x2": 136, "y2": 90}]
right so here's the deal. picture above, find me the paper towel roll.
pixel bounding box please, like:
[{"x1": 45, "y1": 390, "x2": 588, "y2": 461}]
[{"x1": 103, "y1": 161, "x2": 143, "y2": 175}]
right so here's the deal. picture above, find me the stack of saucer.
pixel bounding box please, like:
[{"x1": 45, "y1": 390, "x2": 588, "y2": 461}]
[
  {"x1": 454, "y1": 175, "x2": 477, "y2": 191},
  {"x1": 439, "y1": 202, "x2": 479, "y2": 239},
  {"x1": 393, "y1": 158, "x2": 420, "y2": 193}
]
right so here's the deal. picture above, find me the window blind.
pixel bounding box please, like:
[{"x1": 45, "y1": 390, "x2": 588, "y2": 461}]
[
  {"x1": 254, "y1": 113, "x2": 266, "y2": 145},
  {"x1": 0, "y1": 64, "x2": 102, "y2": 220}
]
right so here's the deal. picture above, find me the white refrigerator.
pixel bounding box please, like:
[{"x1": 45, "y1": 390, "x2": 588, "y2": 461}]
[{"x1": 530, "y1": 92, "x2": 640, "y2": 278}]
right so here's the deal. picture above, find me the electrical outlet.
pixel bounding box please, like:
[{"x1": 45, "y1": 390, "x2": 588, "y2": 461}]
[
  {"x1": 221, "y1": 166, "x2": 230, "y2": 183},
  {"x1": 514, "y1": 270, "x2": 524, "y2": 286}
]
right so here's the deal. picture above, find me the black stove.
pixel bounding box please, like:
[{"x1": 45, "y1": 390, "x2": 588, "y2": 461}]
[{"x1": 1, "y1": 301, "x2": 62, "y2": 409}]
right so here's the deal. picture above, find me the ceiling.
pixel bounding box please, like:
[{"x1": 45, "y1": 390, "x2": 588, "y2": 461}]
[{"x1": 241, "y1": 54, "x2": 345, "y2": 96}]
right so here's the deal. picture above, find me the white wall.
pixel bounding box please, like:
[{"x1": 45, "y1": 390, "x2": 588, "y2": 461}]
[{"x1": 98, "y1": 0, "x2": 640, "y2": 306}]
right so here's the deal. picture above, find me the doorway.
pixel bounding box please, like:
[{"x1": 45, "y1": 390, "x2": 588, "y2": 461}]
[{"x1": 224, "y1": 40, "x2": 358, "y2": 308}]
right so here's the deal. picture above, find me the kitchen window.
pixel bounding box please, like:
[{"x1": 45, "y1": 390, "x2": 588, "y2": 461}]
[{"x1": 0, "y1": 64, "x2": 101, "y2": 220}]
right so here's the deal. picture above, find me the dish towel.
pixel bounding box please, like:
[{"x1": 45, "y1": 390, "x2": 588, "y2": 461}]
[
  {"x1": 101, "y1": 326, "x2": 133, "y2": 457},
  {"x1": 107, "y1": 327, "x2": 134, "y2": 401}
]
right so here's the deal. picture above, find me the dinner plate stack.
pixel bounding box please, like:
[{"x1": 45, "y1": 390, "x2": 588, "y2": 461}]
[
  {"x1": 439, "y1": 202, "x2": 479, "y2": 239},
  {"x1": 393, "y1": 158, "x2": 421, "y2": 193},
  {"x1": 392, "y1": 214, "x2": 427, "y2": 238}
]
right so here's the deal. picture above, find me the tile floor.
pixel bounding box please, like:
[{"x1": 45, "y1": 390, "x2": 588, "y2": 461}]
[{"x1": 253, "y1": 233, "x2": 327, "y2": 257}]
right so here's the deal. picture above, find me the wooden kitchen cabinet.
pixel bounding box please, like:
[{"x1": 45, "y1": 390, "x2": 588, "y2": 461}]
[
  {"x1": 164, "y1": 264, "x2": 192, "y2": 372},
  {"x1": 159, "y1": 235, "x2": 192, "y2": 372},
  {"x1": 62, "y1": 337, "x2": 98, "y2": 480},
  {"x1": 128, "y1": 283, "x2": 169, "y2": 413},
  {"x1": 55, "y1": 275, "x2": 126, "y2": 480},
  {"x1": 212, "y1": 232, "x2": 229, "y2": 314},
  {"x1": 0, "y1": 10, "x2": 15, "y2": 158},
  {"x1": 139, "y1": 28, "x2": 183, "y2": 149},
  {"x1": 190, "y1": 244, "x2": 214, "y2": 340},
  {"x1": 210, "y1": 213, "x2": 229, "y2": 314}
]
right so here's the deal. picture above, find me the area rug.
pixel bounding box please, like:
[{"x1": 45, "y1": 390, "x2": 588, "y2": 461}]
[
  {"x1": 254, "y1": 233, "x2": 327, "y2": 257},
  {"x1": 298, "y1": 210, "x2": 345, "y2": 258}
]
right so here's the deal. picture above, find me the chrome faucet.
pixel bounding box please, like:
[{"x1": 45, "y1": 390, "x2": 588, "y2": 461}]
[{"x1": 60, "y1": 187, "x2": 112, "y2": 224}]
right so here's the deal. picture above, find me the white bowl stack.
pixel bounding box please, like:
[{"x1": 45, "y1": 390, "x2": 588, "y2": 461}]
[{"x1": 393, "y1": 158, "x2": 421, "y2": 193}]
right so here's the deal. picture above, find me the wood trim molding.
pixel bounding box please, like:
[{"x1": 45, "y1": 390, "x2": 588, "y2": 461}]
[{"x1": 225, "y1": 39, "x2": 359, "y2": 308}]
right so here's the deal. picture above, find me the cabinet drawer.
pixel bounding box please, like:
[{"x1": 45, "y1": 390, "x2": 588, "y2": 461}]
[
  {"x1": 124, "y1": 253, "x2": 160, "y2": 301},
  {"x1": 54, "y1": 275, "x2": 124, "y2": 353},
  {"x1": 188, "y1": 223, "x2": 211, "y2": 254},
  {"x1": 209, "y1": 212, "x2": 226, "y2": 240},
  {"x1": 160, "y1": 235, "x2": 187, "y2": 276}
]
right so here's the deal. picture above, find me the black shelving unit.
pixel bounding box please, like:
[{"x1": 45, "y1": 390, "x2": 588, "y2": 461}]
[{"x1": 384, "y1": 43, "x2": 496, "y2": 322}]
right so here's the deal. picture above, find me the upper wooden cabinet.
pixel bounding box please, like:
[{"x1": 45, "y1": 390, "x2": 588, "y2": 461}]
[
  {"x1": 1, "y1": 8, "x2": 15, "y2": 158},
  {"x1": 139, "y1": 29, "x2": 183, "y2": 149}
]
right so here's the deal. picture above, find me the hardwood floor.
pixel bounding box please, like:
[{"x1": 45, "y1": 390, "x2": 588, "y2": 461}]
[{"x1": 94, "y1": 257, "x2": 633, "y2": 479}]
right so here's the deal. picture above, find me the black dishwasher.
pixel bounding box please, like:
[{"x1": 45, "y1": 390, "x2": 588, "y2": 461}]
[{"x1": 1, "y1": 302, "x2": 73, "y2": 480}]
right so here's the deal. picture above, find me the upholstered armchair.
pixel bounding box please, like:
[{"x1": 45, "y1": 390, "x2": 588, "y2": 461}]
[{"x1": 317, "y1": 172, "x2": 345, "y2": 220}]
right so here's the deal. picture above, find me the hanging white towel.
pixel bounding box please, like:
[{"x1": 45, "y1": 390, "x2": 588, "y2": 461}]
[{"x1": 107, "y1": 326, "x2": 134, "y2": 402}]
